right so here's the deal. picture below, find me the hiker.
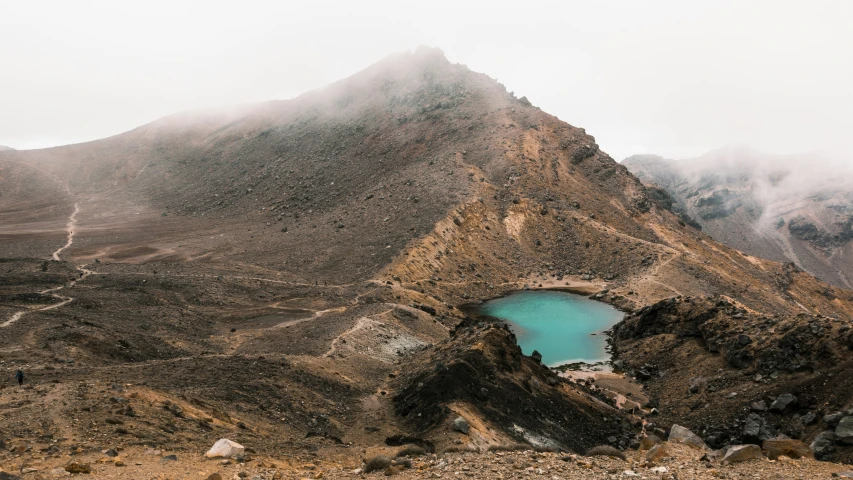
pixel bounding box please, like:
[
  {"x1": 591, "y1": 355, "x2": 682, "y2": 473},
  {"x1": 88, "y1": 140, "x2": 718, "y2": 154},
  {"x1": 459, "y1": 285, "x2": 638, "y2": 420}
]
[{"x1": 15, "y1": 370, "x2": 24, "y2": 386}]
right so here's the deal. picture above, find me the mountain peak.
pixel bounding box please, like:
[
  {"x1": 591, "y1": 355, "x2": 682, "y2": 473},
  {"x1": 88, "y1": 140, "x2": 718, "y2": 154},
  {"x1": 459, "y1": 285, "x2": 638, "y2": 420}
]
[
  {"x1": 621, "y1": 153, "x2": 668, "y2": 165},
  {"x1": 694, "y1": 144, "x2": 763, "y2": 163}
]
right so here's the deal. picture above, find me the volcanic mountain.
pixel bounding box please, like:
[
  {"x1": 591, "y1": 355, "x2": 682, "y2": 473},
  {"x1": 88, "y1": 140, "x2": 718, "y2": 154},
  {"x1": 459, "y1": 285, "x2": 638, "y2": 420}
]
[
  {"x1": 2, "y1": 47, "x2": 853, "y2": 471},
  {"x1": 623, "y1": 147, "x2": 853, "y2": 288}
]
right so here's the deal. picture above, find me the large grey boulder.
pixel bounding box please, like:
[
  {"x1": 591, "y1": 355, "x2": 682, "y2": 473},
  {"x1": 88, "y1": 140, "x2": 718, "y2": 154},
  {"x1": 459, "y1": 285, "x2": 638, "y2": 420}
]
[
  {"x1": 836, "y1": 417, "x2": 853, "y2": 445},
  {"x1": 722, "y1": 444, "x2": 764, "y2": 464},
  {"x1": 810, "y1": 430, "x2": 836, "y2": 458},
  {"x1": 668, "y1": 424, "x2": 707, "y2": 450}
]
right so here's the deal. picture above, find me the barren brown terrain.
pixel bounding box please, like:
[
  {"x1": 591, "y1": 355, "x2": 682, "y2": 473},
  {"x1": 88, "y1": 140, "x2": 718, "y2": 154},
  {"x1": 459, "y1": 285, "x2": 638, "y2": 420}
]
[{"x1": 2, "y1": 48, "x2": 853, "y2": 478}]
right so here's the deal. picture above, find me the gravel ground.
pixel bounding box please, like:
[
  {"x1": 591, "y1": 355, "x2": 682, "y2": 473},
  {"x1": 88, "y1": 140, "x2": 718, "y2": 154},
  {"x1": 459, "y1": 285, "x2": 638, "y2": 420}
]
[{"x1": 1, "y1": 442, "x2": 848, "y2": 479}]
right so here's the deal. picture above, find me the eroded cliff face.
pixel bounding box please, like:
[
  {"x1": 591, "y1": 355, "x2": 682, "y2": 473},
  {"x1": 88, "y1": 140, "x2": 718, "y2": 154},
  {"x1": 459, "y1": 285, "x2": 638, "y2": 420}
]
[
  {"x1": 613, "y1": 288, "x2": 853, "y2": 462},
  {"x1": 392, "y1": 318, "x2": 636, "y2": 453}
]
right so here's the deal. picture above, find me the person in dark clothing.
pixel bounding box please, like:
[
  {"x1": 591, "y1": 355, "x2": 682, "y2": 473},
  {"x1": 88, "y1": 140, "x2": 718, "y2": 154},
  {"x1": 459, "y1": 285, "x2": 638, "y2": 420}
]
[{"x1": 15, "y1": 370, "x2": 24, "y2": 386}]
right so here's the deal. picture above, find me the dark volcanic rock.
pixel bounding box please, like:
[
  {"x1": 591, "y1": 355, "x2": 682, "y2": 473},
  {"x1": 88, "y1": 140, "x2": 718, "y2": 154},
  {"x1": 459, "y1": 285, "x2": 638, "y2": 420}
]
[
  {"x1": 835, "y1": 417, "x2": 853, "y2": 445},
  {"x1": 393, "y1": 320, "x2": 630, "y2": 452},
  {"x1": 825, "y1": 412, "x2": 847, "y2": 427},
  {"x1": 530, "y1": 350, "x2": 543, "y2": 363},
  {"x1": 769, "y1": 393, "x2": 797, "y2": 413},
  {"x1": 743, "y1": 413, "x2": 764, "y2": 440},
  {"x1": 789, "y1": 217, "x2": 834, "y2": 249},
  {"x1": 452, "y1": 416, "x2": 470, "y2": 434},
  {"x1": 811, "y1": 431, "x2": 837, "y2": 459},
  {"x1": 612, "y1": 292, "x2": 853, "y2": 462}
]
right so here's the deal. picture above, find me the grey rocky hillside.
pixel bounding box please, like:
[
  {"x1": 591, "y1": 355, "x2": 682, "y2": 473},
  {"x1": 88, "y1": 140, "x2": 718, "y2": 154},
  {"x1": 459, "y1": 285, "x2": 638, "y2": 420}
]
[{"x1": 623, "y1": 146, "x2": 853, "y2": 288}]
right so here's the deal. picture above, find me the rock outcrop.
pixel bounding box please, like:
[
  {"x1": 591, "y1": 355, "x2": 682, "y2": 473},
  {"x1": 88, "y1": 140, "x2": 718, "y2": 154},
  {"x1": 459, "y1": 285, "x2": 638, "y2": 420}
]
[{"x1": 393, "y1": 320, "x2": 634, "y2": 453}]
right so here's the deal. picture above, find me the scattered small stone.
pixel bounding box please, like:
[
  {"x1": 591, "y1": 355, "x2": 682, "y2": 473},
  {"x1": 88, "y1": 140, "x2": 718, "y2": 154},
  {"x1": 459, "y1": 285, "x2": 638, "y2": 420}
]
[
  {"x1": 646, "y1": 444, "x2": 669, "y2": 462},
  {"x1": 452, "y1": 416, "x2": 470, "y2": 434},
  {"x1": 363, "y1": 455, "x2": 393, "y2": 473},
  {"x1": 639, "y1": 435, "x2": 662, "y2": 450},
  {"x1": 65, "y1": 463, "x2": 91, "y2": 474},
  {"x1": 769, "y1": 393, "x2": 796, "y2": 413}
]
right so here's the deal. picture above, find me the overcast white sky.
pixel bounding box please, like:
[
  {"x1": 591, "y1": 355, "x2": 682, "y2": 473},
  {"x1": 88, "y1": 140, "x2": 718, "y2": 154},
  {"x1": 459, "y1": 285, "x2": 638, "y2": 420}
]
[{"x1": 1, "y1": 0, "x2": 851, "y2": 161}]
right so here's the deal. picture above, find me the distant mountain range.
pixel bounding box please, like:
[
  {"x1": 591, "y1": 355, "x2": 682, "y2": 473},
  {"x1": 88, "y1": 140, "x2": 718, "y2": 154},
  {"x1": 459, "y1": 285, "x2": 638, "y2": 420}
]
[
  {"x1": 0, "y1": 145, "x2": 14, "y2": 151},
  {"x1": 624, "y1": 146, "x2": 853, "y2": 288}
]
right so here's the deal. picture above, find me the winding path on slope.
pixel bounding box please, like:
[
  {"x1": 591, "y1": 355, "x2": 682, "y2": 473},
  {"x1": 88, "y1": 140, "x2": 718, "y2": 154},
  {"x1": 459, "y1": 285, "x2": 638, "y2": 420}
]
[
  {"x1": 2, "y1": 203, "x2": 91, "y2": 328},
  {"x1": 638, "y1": 250, "x2": 684, "y2": 298},
  {"x1": 51, "y1": 202, "x2": 79, "y2": 261}
]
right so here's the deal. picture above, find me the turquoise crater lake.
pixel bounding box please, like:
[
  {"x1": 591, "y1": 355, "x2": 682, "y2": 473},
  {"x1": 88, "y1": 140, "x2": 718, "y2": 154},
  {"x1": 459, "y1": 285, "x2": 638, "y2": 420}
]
[{"x1": 477, "y1": 290, "x2": 624, "y2": 367}]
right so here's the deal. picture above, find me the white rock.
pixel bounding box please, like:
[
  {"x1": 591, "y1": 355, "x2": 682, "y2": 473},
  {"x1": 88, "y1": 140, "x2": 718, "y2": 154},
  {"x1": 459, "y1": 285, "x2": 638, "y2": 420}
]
[
  {"x1": 205, "y1": 438, "x2": 245, "y2": 459},
  {"x1": 651, "y1": 466, "x2": 668, "y2": 473}
]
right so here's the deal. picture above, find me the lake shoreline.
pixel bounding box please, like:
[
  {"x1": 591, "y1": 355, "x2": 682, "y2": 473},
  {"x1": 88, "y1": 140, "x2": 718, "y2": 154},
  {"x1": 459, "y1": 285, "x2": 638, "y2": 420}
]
[
  {"x1": 460, "y1": 289, "x2": 623, "y2": 367},
  {"x1": 461, "y1": 289, "x2": 649, "y2": 415}
]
